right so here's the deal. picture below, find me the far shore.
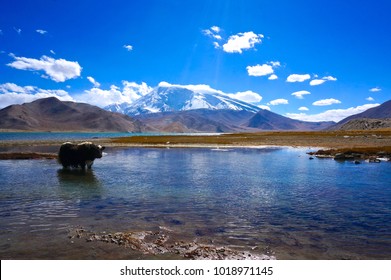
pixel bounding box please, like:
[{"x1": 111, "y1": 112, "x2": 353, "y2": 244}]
[{"x1": 0, "y1": 129, "x2": 390, "y2": 149}]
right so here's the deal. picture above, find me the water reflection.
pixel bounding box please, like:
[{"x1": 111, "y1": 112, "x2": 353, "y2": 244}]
[
  {"x1": 0, "y1": 147, "x2": 390, "y2": 259},
  {"x1": 57, "y1": 169, "x2": 102, "y2": 199}
]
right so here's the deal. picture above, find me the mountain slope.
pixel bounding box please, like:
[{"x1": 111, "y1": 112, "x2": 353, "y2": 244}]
[
  {"x1": 136, "y1": 108, "x2": 334, "y2": 132},
  {"x1": 105, "y1": 85, "x2": 261, "y2": 116},
  {"x1": 335, "y1": 118, "x2": 391, "y2": 130},
  {"x1": 330, "y1": 100, "x2": 391, "y2": 130},
  {"x1": 247, "y1": 109, "x2": 334, "y2": 131},
  {"x1": 135, "y1": 109, "x2": 257, "y2": 132},
  {"x1": 0, "y1": 97, "x2": 147, "y2": 132}
]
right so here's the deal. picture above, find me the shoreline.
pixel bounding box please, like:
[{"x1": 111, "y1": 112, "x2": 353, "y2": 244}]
[{"x1": 1, "y1": 130, "x2": 390, "y2": 161}]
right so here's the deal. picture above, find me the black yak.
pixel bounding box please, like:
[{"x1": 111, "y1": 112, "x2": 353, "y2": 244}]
[{"x1": 58, "y1": 142, "x2": 105, "y2": 169}]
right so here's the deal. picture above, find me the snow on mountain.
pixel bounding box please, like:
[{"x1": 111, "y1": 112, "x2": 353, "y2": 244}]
[
  {"x1": 105, "y1": 84, "x2": 261, "y2": 116},
  {"x1": 104, "y1": 102, "x2": 132, "y2": 114}
]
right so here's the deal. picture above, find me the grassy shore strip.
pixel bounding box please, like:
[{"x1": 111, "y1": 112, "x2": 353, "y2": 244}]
[
  {"x1": 0, "y1": 130, "x2": 390, "y2": 151},
  {"x1": 0, "y1": 152, "x2": 58, "y2": 160},
  {"x1": 110, "y1": 130, "x2": 391, "y2": 149}
]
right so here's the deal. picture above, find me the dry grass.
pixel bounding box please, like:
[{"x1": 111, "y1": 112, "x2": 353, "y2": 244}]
[
  {"x1": 0, "y1": 152, "x2": 58, "y2": 160},
  {"x1": 110, "y1": 130, "x2": 391, "y2": 149}
]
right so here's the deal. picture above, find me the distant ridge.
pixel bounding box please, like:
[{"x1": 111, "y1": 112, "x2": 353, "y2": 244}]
[
  {"x1": 335, "y1": 118, "x2": 391, "y2": 130},
  {"x1": 135, "y1": 108, "x2": 334, "y2": 132},
  {"x1": 246, "y1": 109, "x2": 334, "y2": 131},
  {"x1": 134, "y1": 109, "x2": 257, "y2": 133},
  {"x1": 330, "y1": 100, "x2": 391, "y2": 130},
  {"x1": 0, "y1": 97, "x2": 147, "y2": 132}
]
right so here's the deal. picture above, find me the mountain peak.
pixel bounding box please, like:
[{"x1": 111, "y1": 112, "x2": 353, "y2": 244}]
[{"x1": 105, "y1": 85, "x2": 261, "y2": 116}]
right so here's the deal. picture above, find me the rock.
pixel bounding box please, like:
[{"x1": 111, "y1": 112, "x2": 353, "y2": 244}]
[
  {"x1": 70, "y1": 226, "x2": 276, "y2": 260},
  {"x1": 334, "y1": 153, "x2": 346, "y2": 160}
]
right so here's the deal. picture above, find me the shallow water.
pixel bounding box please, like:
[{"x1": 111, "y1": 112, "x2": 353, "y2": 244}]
[{"x1": 0, "y1": 147, "x2": 390, "y2": 259}]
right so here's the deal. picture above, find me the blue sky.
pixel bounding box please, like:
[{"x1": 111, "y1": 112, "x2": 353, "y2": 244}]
[{"x1": 0, "y1": 0, "x2": 390, "y2": 121}]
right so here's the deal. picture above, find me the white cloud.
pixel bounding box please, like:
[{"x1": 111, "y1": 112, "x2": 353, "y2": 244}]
[
  {"x1": 159, "y1": 81, "x2": 223, "y2": 95},
  {"x1": 202, "y1": 26, "x2": 222, "y2": 40},
  {"x1": 0, "y1": 83, "x2": 73, "y2": 109},
  {"x1": 312, "y1": 98, "x2": 341, "y2": 106},
  {"x1": 247, "y1": 61, "x2": 280, "y2": 78},
  {"x1": 310, "y1": 75, "x2": 337, "y2": 86},
  {"x1": 210, "y1": 26, "x2": 221, "y2": 33},
  {"x1": 309, "y1": 79, "x2": 326, "y2": 86},
  {"x1": 286, "y1": 103, "x2": 380, "y2": 122},
  {"x1": 122, "y1": 81, "x2": 152, "y2": 100},
  {"x1": 366, "y1": 96, "x2": 374, "y2": 101},
  {"x1": 222, "y1": 31, "x2": 263, "y2": 53},
  {"x1": 268, "y1": 98, "x2": 289, "y2": 105},
  {"x1": 213, "y1": 42, "x2": 220, "y2": 48},
  {"x1": 269, "y1": 61, "x2": 281, "y2": 67},
  {"x1": 286, "y1": 74, "x2": 311, "y2": 83},
  {"x1": 228, "y1": 90, "x2": 262, "y2": 103},
  {"x1": 258, "y1": 105, "x2": 271, "y2": 111},
  {"x1": 7, "y1": 55, "x2": 82, "y2": 82},
  {"x1": 87, "y1": 76, "x2": 101, "y2": 88},
  {"x1": 247, "y1": 64, "x2": 274, "y2": 77},
  {"x1": 123, "y1": 45, "x2": 133, "y2": 51},
  {"x1": 323, "y1": 76, "x2": 337, "y2": 81},
  {"x1": 298, "y1": 106, "x2": 309, "y2": 111},
  {"x1": 158, "y1": 81, "x2": 174, "y2": 87},
  {"x1": 36, "y1": 29, "x2": 47, "y2": 35},
  {"x1": 75, "y1": 81, "x2": 152, "y2": 107},
  {"x1": 291, "y1": 90, "x2": 310, "y2": 99},
  {"x1": 369, "y1": 87, "x2": 381, "y2": 92},
  {"x1": 50, "y1": 50, "x2": 56, "y2": 55},
  {"x1": 76, "y1": 86, "x2": 129, "y2": 107}
]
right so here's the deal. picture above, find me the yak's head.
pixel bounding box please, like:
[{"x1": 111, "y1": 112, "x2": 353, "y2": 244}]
[
  {"x1": 93, "y1": 144, "x2": 105, "y2": 159},
  {"x1": 79, "y1": 142, "x2": 105, "y2": 159}
]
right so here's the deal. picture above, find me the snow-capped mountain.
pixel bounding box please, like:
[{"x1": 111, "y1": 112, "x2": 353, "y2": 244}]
[
  {"x1": 104, "y1": 85, "x2": 261, "y2": 116},
  {"x1": 104, "y1": 102, "x2": 132, "y2": 114}
]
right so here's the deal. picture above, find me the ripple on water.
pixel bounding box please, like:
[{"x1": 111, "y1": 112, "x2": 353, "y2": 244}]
[{"x1": 0, "y1": 147, "x2": 390, "y2": 259}]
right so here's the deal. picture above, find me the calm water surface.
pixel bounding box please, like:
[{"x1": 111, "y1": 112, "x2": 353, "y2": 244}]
[
  {"x1": 0, "y1": 147, "x2": 390, "y2": 259},
  {"x1": 0, "y1": 132, "x2": 152, "y2": 141}
]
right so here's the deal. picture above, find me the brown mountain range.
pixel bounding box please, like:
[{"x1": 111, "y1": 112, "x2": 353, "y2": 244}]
[
  {"x1": 0, "y1": 97, "x2": 147, "y2": 132},
  {"x1": 3, "y1": 97, "x2": 389, "y2": 133},
  {"x1": 135, "y1": 108, "x2": 335, "y2": 132}
]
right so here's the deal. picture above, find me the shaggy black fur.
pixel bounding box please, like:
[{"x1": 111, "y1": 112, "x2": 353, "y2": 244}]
[{"x1": 58, "y1": 142, "x2": 105, "y2": 169}]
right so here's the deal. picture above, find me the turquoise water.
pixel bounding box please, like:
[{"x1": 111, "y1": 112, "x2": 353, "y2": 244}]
[
  {"x1": 0, "y1": 132, "x2": 220, "y2": 141},
  {"x1": 0, "y1": 147, "x2": 390, "y2": 259},
  {"x1": 0, "y1": 132, "x2": 147, "y2": 141}
]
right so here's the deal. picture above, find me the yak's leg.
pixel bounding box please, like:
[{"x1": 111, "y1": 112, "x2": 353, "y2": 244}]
[
  {"x1": 86, "y1": 160, "x2": 94, "y2": 169},
  {"x1": 80, "y1": 162, "x2": 86, "y2": 170}
]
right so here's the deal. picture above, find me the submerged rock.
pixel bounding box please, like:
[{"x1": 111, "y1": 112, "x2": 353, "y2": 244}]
[{"x1": 68, "y1": 227, "x2": 275, "y2": 260}]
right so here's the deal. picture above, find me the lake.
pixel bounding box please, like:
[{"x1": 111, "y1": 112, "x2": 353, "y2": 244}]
[
  {"x1": 0, "y1": 132, "x2": 152, "y2": 141},
  {"x1": 0, "y1": 146, "x2": 390, "y2": 259}
]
